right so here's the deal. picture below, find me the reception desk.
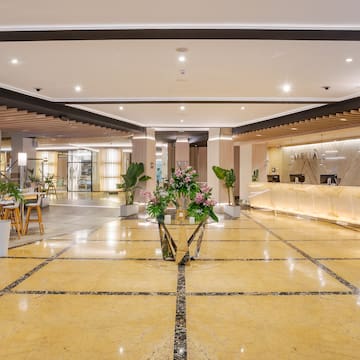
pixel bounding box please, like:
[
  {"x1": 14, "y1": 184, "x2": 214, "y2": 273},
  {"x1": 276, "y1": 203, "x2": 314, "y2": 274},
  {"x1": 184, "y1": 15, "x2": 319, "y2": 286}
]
[{"x1": 248, "y1": 182, "x2": 360, "y2": 226}]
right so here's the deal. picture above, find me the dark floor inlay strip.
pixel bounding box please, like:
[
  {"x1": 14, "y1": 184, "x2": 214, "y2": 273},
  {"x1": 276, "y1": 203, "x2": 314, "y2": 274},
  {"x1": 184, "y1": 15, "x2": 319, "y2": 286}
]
[
  {"x1": 174, "y1": 264, "x2": 187, "y2": 360},
  {"x1": 195, "y1": 258, "x2": 305, "y2": 261},
  {"x1": 55, "y1": 257, "x2": 163, "y2": 261},
  {"x1": 11, "y1": 290, "x2": 176, "y2": 296},
  {"x1": 84, "y1": 239, "x2": 159, "y2": 242},
  {"x1": 316, "y1": 257, "x2": 360, "y2": 260},
  {"x1": 187, "y1": 291, "x2": 353, "y2": 296},
  {"x1": 0, "y1": 246, "x2": 72, "y2": 293}
]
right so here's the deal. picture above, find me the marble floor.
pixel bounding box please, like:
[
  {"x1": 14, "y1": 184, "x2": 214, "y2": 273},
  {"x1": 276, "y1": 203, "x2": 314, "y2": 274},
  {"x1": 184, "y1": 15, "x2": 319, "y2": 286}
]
[{"x1": 1, "y1": 201, "x2": 360, "y2": 359}]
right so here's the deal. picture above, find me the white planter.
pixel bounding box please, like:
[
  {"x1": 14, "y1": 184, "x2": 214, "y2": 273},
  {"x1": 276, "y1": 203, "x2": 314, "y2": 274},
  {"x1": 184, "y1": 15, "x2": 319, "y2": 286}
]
[
  {"x1": 224, "y1": 205, "x2": 241, "y2": 218},
  {"x1": 41, "y1": 197, "x2": 50, "y2": 208},
  {"x1": 0, "y1": 220, "x2": 11, "y2": 257},
  {"x1": 120, "y1": 204, "x2": 139, "y2": 217}
]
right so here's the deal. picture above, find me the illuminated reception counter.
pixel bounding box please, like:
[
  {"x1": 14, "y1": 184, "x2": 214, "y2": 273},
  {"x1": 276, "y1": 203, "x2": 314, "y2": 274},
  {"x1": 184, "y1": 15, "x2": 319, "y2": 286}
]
[{"x1": 248, "y1": 182, "x2": 360, "y2": 225}]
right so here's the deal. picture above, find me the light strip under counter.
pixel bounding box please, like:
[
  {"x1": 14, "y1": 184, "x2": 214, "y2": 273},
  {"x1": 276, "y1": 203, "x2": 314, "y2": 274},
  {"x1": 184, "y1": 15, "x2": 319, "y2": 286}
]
[{"x1": 248, "y1": 182, "x2": 360, "y2": 226}]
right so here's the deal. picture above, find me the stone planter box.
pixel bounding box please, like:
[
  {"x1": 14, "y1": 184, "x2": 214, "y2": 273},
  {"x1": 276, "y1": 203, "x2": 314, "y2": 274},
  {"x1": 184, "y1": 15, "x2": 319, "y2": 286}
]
[
  {"x1": 224, "y1": 205, "x2": 241, "y2": 218},
  {"x1": 0, "y1": 220, "x2": 11, "y2": 256},
  {"x1": 120, "y1": 204, "x2": 139, "y2": 217}
]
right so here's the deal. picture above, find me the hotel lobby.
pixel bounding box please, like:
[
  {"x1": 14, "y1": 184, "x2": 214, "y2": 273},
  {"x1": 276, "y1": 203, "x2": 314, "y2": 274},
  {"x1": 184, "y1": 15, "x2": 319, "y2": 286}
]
[{"x1": 1, "y1": 1, "x2": 360, "y2": 359}]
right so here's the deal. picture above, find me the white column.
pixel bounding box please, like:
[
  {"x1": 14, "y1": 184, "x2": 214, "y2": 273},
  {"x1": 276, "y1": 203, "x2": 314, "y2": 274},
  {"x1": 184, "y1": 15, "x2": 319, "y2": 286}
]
[
  {"x1": 132, "y1": 129, "x2": 156, "y2": 199},
  {"x1": 11, "y1": 136, "x2": 37, "y2": 186},
  {"x1": 207, "y1": 128, "x2": 234, "y2": 203}
]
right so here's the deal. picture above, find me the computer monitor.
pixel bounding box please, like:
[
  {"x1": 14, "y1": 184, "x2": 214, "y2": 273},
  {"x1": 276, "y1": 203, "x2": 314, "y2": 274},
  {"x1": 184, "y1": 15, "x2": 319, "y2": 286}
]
[
  {"x1": 289, "y1": 174, "x2": 305, "y2": 183},
  {"x1": 267, "y1": 175, "x2": 280, "y2": 182},
  {"x1": 320, "y1": 174, "x2": 337, "y2": 184}
]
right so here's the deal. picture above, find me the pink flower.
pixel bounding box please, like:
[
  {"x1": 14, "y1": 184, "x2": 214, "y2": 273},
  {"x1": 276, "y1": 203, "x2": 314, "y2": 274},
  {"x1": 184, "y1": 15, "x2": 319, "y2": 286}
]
[
  {"x1": 185, "y1": 176, "x2": 191, "y2": 183},
  {"x1": 195, "y1": 193, "x2": 204, "y2": 204},
  {"x1": 169, "y1": 178, "x2": 174, "y2": 184}
]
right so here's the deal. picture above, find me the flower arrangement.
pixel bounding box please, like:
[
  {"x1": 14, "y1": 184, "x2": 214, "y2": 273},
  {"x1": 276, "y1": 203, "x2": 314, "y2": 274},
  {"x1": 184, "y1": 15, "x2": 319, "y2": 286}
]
[
  {"x1": 144, "y1": 187, "x2": 174, "y2": 220},
  {"x1": 187, "y1": 184, "x2": 218, "y2": 222},
  {"x1": 169, "y1": 166, "x2": 199, "y2": 199},
  {"x1": 145, "y1": 166, "x2": 218, "y2": 223}
]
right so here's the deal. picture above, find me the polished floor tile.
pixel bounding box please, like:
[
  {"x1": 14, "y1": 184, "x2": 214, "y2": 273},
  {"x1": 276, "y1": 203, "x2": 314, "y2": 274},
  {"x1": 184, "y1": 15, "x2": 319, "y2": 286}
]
[
  {"x1": 2, "y1": 198, "x2": 360, "y2": 359},
  {"x1": 270, "y1": 228, "x2": 360, "y2": 241},
  {"x1": 14, "y1": 259, "x2": 178, "y2": 293},
  {"x1": 186, "y1": 260, "x2": 349, "y2": 293},
  {"x1": 8, "y1": 240, "x2": 72, "y2": 258},
  {"x1": 0, "y1": 294, "x2": 175, "y2": 360},
  {"x1": 203, "y1": 229, "x2": 278, "y2": 241},
  {"x1": 0, "y1": 258, "x2": 45, "y2": 290},
  {"x1": 187, "y1": 295, "x2": 360, "y2": 359},
  {"x1": 197, "y1": 241, "x2": 303, "y2": 259},
  {"x1": 88, "y1": 228, "x2": 160, "y2": 241},
  {"x1": 321, "y1": 260, "x2": 360, "y2": 288},
  {"x1": 60, "y1": 241, "x2": 162, "y2": 259},
  {"x1": 290, "y1": 240, "x2": 360, "y2": 258}
]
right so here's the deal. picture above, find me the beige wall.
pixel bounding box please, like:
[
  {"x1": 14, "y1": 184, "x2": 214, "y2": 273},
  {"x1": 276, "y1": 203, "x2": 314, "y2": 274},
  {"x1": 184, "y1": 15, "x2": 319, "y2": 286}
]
[
  {"x1": 190, "y1": 146, "x2": 207, "y2": 182},
  {"x1": 252, "y1": 143, "x2": 267, "y2": 182}
]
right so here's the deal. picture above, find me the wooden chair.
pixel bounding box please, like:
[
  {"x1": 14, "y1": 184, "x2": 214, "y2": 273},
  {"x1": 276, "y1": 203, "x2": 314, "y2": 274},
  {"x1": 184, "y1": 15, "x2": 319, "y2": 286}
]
[
  {"x1": 24, "y1": 197, "x2": 44, "y2": 235},
  {"x1": 3, "y1": 201, "x2": 22, "y2": 238}
]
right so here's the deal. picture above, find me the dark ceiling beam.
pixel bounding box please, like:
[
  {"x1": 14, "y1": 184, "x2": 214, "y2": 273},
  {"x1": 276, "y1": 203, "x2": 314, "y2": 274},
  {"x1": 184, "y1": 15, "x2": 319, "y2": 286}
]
[
  {"x1": 0, "y1": 88, "x2": 144, "y2": 133},
  {"x1": 233, "y1": 96, "x2": 360, "y2": 134},
  {"x1": 1, "y1": 29, "x2": 360, "y2": 42},
  {"x1": 62, "y1": 99, "x2": 331, "y2": 105}
]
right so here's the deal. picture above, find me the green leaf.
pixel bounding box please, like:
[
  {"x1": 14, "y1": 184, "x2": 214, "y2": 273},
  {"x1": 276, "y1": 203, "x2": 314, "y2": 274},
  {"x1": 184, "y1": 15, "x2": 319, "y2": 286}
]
[{"x1": 212, "y1": 166, "x2": 226, "y2": 180}]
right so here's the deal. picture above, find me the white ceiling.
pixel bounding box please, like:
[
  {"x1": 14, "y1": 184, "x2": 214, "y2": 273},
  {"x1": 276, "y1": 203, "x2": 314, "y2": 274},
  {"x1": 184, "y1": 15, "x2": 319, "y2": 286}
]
[{"x1": 1, "y1": 1, "x2": 360, "y2": 135}]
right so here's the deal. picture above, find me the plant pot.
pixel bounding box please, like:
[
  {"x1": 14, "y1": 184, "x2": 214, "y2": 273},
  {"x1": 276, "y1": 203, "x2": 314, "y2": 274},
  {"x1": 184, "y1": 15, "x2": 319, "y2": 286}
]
[
  {"x1": 119, "y1": 204, "x2": 139, "y2": 217},
  {"x1": 0, "y1": 220, "x2": 11, "y2": 257},
  {"x1": 224, "y1": 205, "x2": 241, "y2": 218}
]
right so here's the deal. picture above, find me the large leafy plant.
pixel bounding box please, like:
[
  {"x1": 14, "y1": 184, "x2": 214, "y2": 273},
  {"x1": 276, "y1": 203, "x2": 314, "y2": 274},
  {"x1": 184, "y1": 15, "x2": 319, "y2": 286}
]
[
  {"x1": 0, "y1": 180, "x2": 23, "y2": 201},
  {"x1": 212, "y1": 166, "x2": 236, "y2": 205},
  {"x1": 117, "y1": 162, "x2": 151, "y2": 205}
]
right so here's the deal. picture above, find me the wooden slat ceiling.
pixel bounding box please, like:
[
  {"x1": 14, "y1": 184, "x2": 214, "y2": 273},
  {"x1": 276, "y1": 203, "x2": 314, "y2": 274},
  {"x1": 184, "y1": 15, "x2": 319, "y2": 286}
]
[
  {"x1": 0, "y1": 105, "x2": 132, "y2": 138},
  {"x1": 233, "y1": 109, "x2": 360, "y2": 142}
]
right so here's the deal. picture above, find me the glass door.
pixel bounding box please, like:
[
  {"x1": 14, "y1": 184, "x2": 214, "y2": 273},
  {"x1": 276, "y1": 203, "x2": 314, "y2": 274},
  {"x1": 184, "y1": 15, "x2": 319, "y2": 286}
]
[{"x1": 67, "y1": 150, "x2": 92, "y2": 192}]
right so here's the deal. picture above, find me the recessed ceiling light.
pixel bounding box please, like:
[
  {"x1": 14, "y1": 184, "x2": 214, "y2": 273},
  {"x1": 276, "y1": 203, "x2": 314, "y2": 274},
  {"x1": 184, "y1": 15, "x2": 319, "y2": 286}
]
[
  {"x1": 178, "y1": 55, "x2": 186, "y2": 63},
  {"x1": 339, "y1": 118, "x2": 347, "y2": 121},
  {"x1": 10, "y1": 58, "x2": 19, "y2": 65},
  {"x1": 74, "y1": 85, "x2": 82, "y2": 92},
  {"x1": 119, "y1": 106, "x2": 124, "y2": 111},
  {"x1": 180, "y1": 119, "x2": 184, "y2": 123},
  {"x1": 346, "y1": 58, "x2": 353, "y2": 63},
  {"x1": 241, "y1": 106, "x2": 245, "y2": 110},
  {"x1": 180, "y1": 105, "x2": 185, "y2": 111},
  {"x1": 291, "y1": 127, "x2": 298, "y2": 131},
  {"x1": 282, "y1": 83, "x2": 292, "y2": 93},
  {"x1": 256, "y1": 134, "x2": 262, "y2": 137}
]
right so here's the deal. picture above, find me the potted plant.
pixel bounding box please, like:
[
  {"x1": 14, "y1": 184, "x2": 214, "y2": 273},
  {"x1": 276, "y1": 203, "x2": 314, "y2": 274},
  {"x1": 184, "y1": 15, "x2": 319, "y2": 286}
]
[
  {"x1": 0, "y1": 180, "x2": 23, "y2": 256},
  {"x1": 212, "y1": 165, "x2": 240, "y2": 218},
  {"x1": 117, "y1": 162, "x2": 151, "y2": 217}
]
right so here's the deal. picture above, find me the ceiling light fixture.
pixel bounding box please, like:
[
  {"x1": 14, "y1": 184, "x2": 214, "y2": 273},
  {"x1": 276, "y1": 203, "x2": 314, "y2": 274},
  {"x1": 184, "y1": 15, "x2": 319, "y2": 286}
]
[
  {"x1": 74, "y1": 85, "x2": 82, "y2": 92},
  {"x1": 346, "y1": 58, "x2": 353, "y2": 63},
  {"x1": 180, "y1": 105, "x2": 185, "y2": 111},
  {"x1": 291, "y1": 127, "x2": 298, "y2": 131},
  {"x1": 282, "y1": 83, "x2": 292, "y2": 93},
  {"x1": 256, "y1": 134, "x2": 262, "y2": 137},
  {"x1": 178, "y1": 54, "x2": 186, "y2": 63},
  {"x1": 10, "y1": 58, "x2": 19, "y2": 65},
  {"x1": 339, "y1": 118, "x2": 347, "y2": 121},
  {"x1": 241, "y1": 106, "x2": 245, "y2": 110},
  {"x1": 176, "y1": 47, "x2": 188, "y2": 63},
  {"x1": 180, "y1": 119, "x2": 184, "y2": 123},
  {"x1": 119, "y1": 106, "x2": 124, "y2": 111}
]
